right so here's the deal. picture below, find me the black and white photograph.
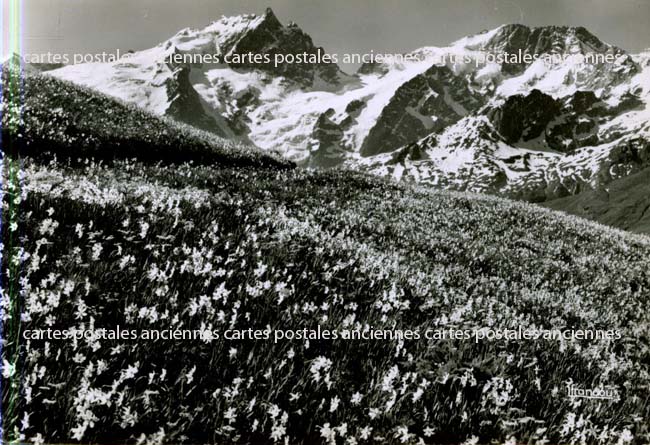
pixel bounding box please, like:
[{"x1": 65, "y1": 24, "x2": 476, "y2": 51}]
[{"x1": 1, "y1": 0, "x2": 650, "y2": 443}]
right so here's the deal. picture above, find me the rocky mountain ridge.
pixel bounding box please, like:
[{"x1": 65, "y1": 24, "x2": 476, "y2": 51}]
[{"x1": 46, "y1": 9, "x2": 650, "y2": 206}]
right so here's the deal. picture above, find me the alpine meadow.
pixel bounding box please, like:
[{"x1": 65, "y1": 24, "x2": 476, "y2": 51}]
[{"x1": 2, "y1": 3, "x2": 650, "y2": 445}]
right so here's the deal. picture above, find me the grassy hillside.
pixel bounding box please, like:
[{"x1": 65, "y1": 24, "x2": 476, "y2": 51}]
[
  {"x1": 0, "y1": 67, "x2": 292, "y2": 169},
  {"x1": 2, "y1": 157, "x2": 649, "y2": 444},
  {"x1": 2, "y1": 68, "x2": 650, "y2": 445},
  {"x1": 545, "y1": 168, "x2": 650, "y2": 235}
]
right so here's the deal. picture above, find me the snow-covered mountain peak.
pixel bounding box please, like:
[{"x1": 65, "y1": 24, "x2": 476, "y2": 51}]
[
  {"x1": 144, "y1": 8, "x2": 344, "y2": 86},
  {"x1": 197, "y1": 7, "x2": 282, "y2": 52},
  {"x1": 457, "y1": 24, "x2": 613, "y2": 55},
  {"x1": 48, "y1": 13, "x2": 650, "y2": 201},
  {"x1": 450, "y1": 25, "x2": 508, "y2": 50},
  {"x1": 50, "y1": 8, "x2": 354, "y2": 142}
]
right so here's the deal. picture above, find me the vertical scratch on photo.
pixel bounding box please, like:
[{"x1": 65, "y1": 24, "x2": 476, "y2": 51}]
[{"x1": 1, "y1": 0, "x2": 24, "y2": 443}]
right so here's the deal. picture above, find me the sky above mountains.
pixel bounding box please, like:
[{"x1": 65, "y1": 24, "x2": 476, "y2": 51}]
[{"x1": 6, "y1": 0, "x2": 650, "y2": 73}]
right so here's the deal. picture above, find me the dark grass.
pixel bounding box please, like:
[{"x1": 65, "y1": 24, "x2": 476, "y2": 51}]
[
  {"x1": 1, "y1": 67, "x2": 293, "y2": 170},
  {"x1": 3, "y1": 159, "x2": 650, "y2": 444}
]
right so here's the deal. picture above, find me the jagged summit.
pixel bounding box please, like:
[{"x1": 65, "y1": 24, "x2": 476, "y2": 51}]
[
  {"x1": 263, "y1": 6, "x2": 281, "y2": 24},
  {"x1": 448, "y1": 23, "x2": 636, "y2": 76},
  {"x1": 162, "y1": 8, "x2": 343, "y2": 85},
  {"x1": 456, "y1": 23, "x2": 614, "y2": 54}
]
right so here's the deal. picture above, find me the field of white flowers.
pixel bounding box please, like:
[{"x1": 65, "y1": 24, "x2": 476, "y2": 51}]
[
  {"x1": 2, "y1": 70, "x2": 650, "y2": 445},
  {"x1": 1, "y1": 157, "x2": 649, "y2": 445}
]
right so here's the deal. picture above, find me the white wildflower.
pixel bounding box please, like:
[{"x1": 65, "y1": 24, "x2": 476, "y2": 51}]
[{"x1": 329, "y1": 396, "x2": 340, "y2": 413}]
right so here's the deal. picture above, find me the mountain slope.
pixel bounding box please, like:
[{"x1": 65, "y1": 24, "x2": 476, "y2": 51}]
[
  {"x1": 359, "y1": 87, "x2": 650, "y2": 200},
  {"x1": 49, "y1": 8, "x2": 349, "y2": 143},
  {"x1": 545, "y1": 167, "x2": 650, "y2": 234},
  {"x1": 358, "y1": 38, "x2": 650, "y2": 201},
  {"x1": 1, "y1": 67, "x2": 292, "y2": 169},
  {"x1": 47, "y1": 11, "x2": 650, "y2": 232}
]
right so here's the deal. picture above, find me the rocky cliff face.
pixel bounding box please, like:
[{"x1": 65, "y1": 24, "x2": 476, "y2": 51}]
[
  {"x1": 487, "y1": 89, "x2": 562, "y2": 146},
  {"x1": 485, "y1": 89, "x2": 616, "y2": 154},
  {"x1": 360, "y1": 64, "x2": 485, "y2": 156},
  {"x1": 217, "y1": 8, "x2": 342, "y2": 85},
  {"x1": 476, "y1": 25, "x2": 612, "y2": 74},
  {"x1": 164, "y1": 66, "x2": 228, "y2": 136}
]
